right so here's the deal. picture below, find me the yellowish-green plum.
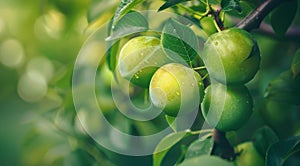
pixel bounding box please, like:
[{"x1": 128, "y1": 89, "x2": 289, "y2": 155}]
[
  {"x1": 200, "y1": 17, "x2": 217, "y2": 36},
  {"x1": 201, "y1": 82, "x2": 253, "y2": 131},
  {"x1": 118, "y1": 36, "x2": 173, "y2": 88},
  {"x1": 234, "y1": 142, "x2": 265, "y2": 166},
  {"x1": 201, "y1": 28, "x2": 260, "y2": 85},
  {"x1": 150, "y1": 63, "x2": 204, "y2": 117}
]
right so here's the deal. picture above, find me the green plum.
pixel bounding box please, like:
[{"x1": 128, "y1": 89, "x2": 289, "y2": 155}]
[
  {"x1": 200, "y1": 17, "x2": 217, "y2": 36},
  {"x1": 150, "y1": 63, "x2": 204, "y2": 117},
  {"x1": 234, "y1": 142, "x2": 265, "y2": 166},
  {"x1": 201, "y1": 28, "x2": 260, "y2": 85},
  {"x1": 201, "y1": 82, "x2": 253, "y2": 131},
  {"x1": 118, "y1": 36, "x2": 173, "y2": 88}
]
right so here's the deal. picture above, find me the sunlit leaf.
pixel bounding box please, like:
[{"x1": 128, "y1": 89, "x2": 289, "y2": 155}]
[
  {"x1": 161, "y1": 18, "x2": 199, "y2": 64},
  {"x1": 106, "y1": 11, "x2": 148, "y2": 41},
  {"x1": 112, "y1": 0, "x2": 144, "y2": 27}
]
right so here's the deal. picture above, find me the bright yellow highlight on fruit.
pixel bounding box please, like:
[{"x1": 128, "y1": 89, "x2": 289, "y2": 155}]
[
  {"x1": 118, "y1": 36, "x2": 173, "y2": 88},
  {"x1": 150, "y1": 63, "x2": 204, "y2": 117}
]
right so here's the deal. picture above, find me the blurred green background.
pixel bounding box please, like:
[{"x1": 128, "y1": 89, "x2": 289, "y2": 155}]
[
  {"x1": 0, "y1": 0, "x2": 300, "y2": 166},
  {"x1": 0, "y1": 0, "x2": 90, "y2": 165}
]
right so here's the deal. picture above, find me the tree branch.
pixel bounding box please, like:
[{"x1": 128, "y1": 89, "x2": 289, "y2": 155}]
[{"x1": 236, "y1": 0, "x2": 285, "y2": 31}]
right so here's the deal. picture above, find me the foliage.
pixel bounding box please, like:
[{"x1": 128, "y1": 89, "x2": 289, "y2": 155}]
[{"x1": 1, "y1": 0, "x2": 300, "y2": 166}]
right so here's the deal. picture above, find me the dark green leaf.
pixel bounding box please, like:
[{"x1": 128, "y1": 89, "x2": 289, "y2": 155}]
[
  {"x1": 87, "y1": 0, "x2": 119, "y2": 23},
  {"x1": 158, "y1": 0, "x2": 188, "y2": 11},
  {"x1": 185, "y1": 137, "x2": 214, "y2": 159},
  {"x1": 270, "y1": 0, "x2": 297, "y2": 36},
  {"x1": 291, "y1": 49, "x2": 300, "y2": 78},
  {"x1": 252, "y1": 126, "x2": 279, "y2": 156},
  {"x1": 264, "y1": 70, "x2": 300, "y2": 105},
  {"x1": 221, "y1": 0, "x2": 242, "y2": 12},
  {"x1": 153, "y1": 131, "x2": 191, "y2": 166},
  {"x1": 224, "y1": 1, "x2": 254, "y2": 17},
  {"x1": 106, "y1": 11, "x2": 148, "y2": 41},
  {"x1": 179, "y1": 155, "x2": 234, "y2": 166},
  {"x1": 112, "y1": 0, "x2": 144, "y2": 27},
  {"x1": 266, "y1": 135, "x2": 300, "y2": 166},
  {"x1": 105, "y1": 40, "x2": 120, "y2": 72},
  {"x1": 161, "y1": 18, "x2": 199, "y2": 64}
]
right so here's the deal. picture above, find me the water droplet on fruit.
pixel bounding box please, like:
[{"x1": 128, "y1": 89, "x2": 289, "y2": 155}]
[{"x1": 134, "y1": 74, "x2": 139, "y2": 79}]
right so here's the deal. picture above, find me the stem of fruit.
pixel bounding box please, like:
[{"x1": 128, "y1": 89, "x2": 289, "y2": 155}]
[
  {"x1": 236, "y1": 0, "x2": 286, "y2": 31},
  {"x1": 212, "y1": 129, "x2": 235, "y2": 160},
  {"x1": 210, "y1": 5, "x2": 224, "y2": 31},
  {"x1": 193, "y1": 66, "x2": 206, "y2": 71}
]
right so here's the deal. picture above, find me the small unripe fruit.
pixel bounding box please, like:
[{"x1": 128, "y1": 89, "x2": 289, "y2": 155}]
[
  {"x1": 150, "y1": 63, "x2": 204, "y2": 117},
  {"x1": 199, "y1": 17, "x2": 217, "y2": 36},
  {"x1": 234, "y1": 142, "x2": 265, "y2": 166},
  {"x1": 201, "y1": 28, "x2": 260, "y2": 85},
  {"x1": 201, "y1": 82, "x2": 253, "y2": 131},
  {"x1": 118, "y1": 36, "x2": 173, "y2": 88}
]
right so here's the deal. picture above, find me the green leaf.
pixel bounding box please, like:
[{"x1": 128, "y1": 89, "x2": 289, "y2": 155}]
[
  {"x1": 87, "y1": 0, "x2": 119, "y2": 23},
  {"x1": 266, "y1": 135, "x2": 300, "y2": 166},
  {"x1": 291, "y1": 49, "x2": 300, "y2": 78},
  {"x1": 185, "y1": 137, "x2": 214, "y2": 159},
  {"x1": 270, "y1": 0, "x2": 297, "y2": 36},
  {"x1": 106, "y1": 11, "x2": 148, "y2": 41},
  {"x1": 158, "y1": 0, "x2": 188, "y2": 11},
  {"x1": 105, "y1": 40, "x2": 120, "y2": 72},
  {"x1": 252, "y1": 126, "x2": 279, "y2": 157},
  {"x1": 264, "y1": 70, "x2": 300, "y2": 105},
  {"x1": 153, "y1": 131, "x2": 191, "y2": 166},
  {"x1": 112, "y1": 0, "x2": 144, "y2": 27},
  {"x1": 221, "y1": 0, "x2": 242, "y2": 12},
  {"x1": 179, "y1": 155, "x2": 234, "y2": 166},
  {"x1": 165, "y1": 115, "x2": 177, "y2": 132},
  {"x1": 161, "y1": 18, "x2": 199, "y2": 65}
]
